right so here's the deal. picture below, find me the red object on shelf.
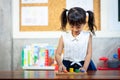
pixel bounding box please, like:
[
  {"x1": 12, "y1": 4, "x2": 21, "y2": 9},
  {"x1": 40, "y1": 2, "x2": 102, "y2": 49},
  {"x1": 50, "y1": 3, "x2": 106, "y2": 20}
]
[
  {"x1": 118, "y1": 47, "x2": 120, "y2": 60},
  {"x1": 99, "y1": 57, "x2": 108, "y2": 61},
  {"x1": 97, "y1": 66, "x2": 120, "y2": 70},
  {"x1": 99, "y1": 57, "x2": 108, "y2": 68},
  {"x1": 45, "y1": 49, "x2": 49, "y2": 66}
]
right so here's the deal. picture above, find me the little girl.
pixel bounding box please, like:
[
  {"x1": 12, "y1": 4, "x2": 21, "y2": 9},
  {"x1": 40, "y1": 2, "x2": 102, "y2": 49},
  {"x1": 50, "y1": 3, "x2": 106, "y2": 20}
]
[{"x1": 55, "y1": 7, "x2": 97, "y2": 73}]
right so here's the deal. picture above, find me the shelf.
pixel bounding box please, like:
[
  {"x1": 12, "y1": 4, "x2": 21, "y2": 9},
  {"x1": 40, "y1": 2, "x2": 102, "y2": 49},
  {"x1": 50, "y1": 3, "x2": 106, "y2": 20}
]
[
  {"x1": 97, "y1": 66, "x2": 120, "y2": 70},
  {"x1": 22, "y1": 66, "x2": 55, "y2": 70}
]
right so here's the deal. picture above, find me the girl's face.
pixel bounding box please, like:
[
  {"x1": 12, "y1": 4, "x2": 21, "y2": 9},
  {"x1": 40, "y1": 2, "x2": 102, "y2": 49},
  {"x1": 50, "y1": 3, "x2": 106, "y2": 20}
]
[{"x1": 70, "y1": 24, "x2": 84, "y2": 36}]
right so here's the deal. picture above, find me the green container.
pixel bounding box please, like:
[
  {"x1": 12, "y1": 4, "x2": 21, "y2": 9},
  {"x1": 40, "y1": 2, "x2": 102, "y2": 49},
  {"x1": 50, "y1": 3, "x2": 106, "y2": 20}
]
[{"x1": 75, "y1": 69, "x2": 80, "y2": 73}]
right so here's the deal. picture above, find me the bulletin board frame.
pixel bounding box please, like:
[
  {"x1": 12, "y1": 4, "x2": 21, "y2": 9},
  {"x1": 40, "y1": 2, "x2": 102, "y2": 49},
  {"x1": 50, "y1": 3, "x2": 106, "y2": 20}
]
[{"x1": 19, "y1": 0, "x2": 100, "y2": 31}]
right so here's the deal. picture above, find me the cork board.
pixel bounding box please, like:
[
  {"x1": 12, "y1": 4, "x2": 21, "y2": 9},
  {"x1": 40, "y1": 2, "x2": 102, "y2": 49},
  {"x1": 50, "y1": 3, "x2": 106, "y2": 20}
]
[
  {"x1": 20, "y1": 0, "x2": 100, "y2": 31},
  {"x1": 20, "y1": 0, "x2": 65, "y2": 31}
]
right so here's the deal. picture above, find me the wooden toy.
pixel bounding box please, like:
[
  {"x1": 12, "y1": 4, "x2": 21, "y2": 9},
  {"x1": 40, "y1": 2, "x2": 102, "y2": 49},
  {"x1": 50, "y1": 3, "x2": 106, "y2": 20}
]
[
  {"x1": 56, "y1": 72, "x2": 87, "y2": 75},
  {"x1": 69, "y1": 68, "x2": 74, "y2": 72}
]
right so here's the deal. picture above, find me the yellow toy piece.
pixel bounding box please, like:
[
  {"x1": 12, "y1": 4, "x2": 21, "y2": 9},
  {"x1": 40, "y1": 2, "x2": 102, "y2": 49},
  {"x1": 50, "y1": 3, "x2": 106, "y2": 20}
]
[{"x1": 69, "y1": 68, "x2": 74, "y2": 72}]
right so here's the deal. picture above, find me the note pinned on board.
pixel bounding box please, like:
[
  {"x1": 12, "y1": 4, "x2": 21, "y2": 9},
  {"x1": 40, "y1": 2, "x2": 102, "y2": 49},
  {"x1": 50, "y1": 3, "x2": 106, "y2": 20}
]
[
  {"x1": 21, "y1": 0, "x2": 48, "y2": 3},
  {"x1": 21, "y1": 7, "x2": 48, "y2": 26}
]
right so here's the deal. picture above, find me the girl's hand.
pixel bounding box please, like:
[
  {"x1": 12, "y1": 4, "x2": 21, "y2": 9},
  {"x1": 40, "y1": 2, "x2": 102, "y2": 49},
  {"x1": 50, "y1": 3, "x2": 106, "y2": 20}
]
[
  {"x1": 58, "y1": 64, "x2": 68, "y2": 73},
  {"x1": 79, "y1": 67, "x2": 87, "y2": 73}
]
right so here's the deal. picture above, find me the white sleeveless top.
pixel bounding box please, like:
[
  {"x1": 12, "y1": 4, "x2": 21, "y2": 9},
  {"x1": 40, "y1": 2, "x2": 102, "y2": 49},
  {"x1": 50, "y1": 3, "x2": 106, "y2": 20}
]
[{"x1": 62, "y1": 31, "x2": 90, "y2": 65}]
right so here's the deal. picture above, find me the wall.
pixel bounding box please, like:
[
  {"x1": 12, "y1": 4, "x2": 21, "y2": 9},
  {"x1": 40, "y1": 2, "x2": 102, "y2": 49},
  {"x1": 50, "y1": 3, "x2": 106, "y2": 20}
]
[
  {"x1": 0, "y1": 0, "x2": 120, "y2": 70},
  {"x1": 0, "y1": 0, "x2": 12, "y2": 70}
]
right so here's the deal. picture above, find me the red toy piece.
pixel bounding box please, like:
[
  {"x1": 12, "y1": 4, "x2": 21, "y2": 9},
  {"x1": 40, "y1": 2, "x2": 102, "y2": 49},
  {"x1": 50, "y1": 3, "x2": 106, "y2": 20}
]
[
  {"x1": 99, "y1": 57, "x2": 108, "y2": 68},
  {"x1": 99, "y1": 57, "x2": 108, "y2": 61}
]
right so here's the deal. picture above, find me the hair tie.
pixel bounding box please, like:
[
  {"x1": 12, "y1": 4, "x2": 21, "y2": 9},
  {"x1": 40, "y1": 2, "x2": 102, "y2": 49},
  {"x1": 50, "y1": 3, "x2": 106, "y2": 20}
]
[
  {"x1": 65, "y1": 9, "x2": 69, "y2": 16},
  {"x1": 86, "y1": 12, "x2": 89, "y2": 22},
  {"x1": 86, "y1": 12, "x2": 89, "y2": 16}
]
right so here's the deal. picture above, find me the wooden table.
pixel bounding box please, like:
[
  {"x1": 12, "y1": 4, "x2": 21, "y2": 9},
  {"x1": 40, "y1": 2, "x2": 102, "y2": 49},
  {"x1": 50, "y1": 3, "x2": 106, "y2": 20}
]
[{"x1": 0, "y1": 70, "x2": 120, "y2": 79}]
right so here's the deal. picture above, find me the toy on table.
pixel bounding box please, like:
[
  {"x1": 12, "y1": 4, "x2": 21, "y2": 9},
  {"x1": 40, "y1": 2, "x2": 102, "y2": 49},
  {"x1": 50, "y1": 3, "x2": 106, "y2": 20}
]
[
  {"x1": 75, "y1": 69, "x2": 80, "y2": 73},
  {"x1": 79, "y1": 69, "x2": 85, "y2": 72},
  {"x1": 56, "y1": 67, "x2": 86, "y2": 75},
  {"x1": 69, "y1": 68, "x2": 74, "y2": 72},
  {"x1": 68, "y1": 68, "x2": 86, "y2": 73}
]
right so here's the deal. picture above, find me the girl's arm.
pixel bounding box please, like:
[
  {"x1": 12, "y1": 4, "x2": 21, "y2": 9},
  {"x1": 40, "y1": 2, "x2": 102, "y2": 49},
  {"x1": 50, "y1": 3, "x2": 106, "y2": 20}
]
[
  {"x1": 55, "y1": 36, "x2": 66, "y2": 72},
  {"x1": 82, "y1": 34, "x2": 92, "y2": 71}
]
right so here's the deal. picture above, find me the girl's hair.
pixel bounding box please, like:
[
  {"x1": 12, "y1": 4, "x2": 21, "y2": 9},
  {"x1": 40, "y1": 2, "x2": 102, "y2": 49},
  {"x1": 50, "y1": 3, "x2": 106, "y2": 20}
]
[{"x1": 60, "y1": 7, "x2": 96, "y2": 35}]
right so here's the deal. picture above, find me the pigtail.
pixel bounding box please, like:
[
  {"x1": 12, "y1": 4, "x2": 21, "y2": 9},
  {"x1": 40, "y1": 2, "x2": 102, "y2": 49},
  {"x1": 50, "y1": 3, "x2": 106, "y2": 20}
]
[
  {"x1": 87, "y1": 11, "x2": 96, "y2": 35},
  {"x1": 60, "y1": 8, "x2": 68, "y2": 31}
]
